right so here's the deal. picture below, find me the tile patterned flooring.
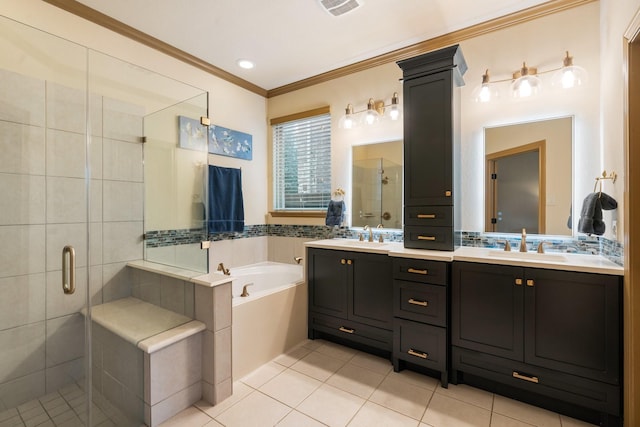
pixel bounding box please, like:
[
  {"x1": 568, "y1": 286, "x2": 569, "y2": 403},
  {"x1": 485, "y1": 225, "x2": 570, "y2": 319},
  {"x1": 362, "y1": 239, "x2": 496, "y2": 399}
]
[
  {"x1": 0, "y1": 383, "x2": 124, "y2": 427},
  {"x1": 161, "y1": 339, "x2": 597, "y2": 427}
]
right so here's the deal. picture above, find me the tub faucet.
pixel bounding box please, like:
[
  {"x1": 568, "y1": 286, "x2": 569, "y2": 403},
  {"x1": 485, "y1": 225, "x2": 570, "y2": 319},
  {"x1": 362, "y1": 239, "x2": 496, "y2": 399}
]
[
  {"x1": 519, "y1": 228, "x2": 528, "y2": 252},
  {"x1": 217, "y1": 262, "x2": 230, "y2": 275},
  {"x1": 240, "y1": 283, "x2": 253, "y2": 297},
  {"x1": 294, "y1": 256, "x2": 303, "y2": 264}
]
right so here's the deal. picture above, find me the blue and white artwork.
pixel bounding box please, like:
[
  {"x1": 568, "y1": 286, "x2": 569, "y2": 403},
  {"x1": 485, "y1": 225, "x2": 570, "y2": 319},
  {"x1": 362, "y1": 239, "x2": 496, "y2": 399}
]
[
  {"x1": 208, "y1": 125, "x2": 252, "y2": 160},
  {"x1": 178, "y1": 116, "x2": 208, "y2": 152}
]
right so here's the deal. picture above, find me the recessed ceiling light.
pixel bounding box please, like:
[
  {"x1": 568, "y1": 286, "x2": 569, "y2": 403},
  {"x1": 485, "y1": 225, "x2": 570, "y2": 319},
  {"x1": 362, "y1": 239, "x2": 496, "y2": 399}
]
[{"x1": 237, "y1": 59, "x2": 255, "y2": 69}]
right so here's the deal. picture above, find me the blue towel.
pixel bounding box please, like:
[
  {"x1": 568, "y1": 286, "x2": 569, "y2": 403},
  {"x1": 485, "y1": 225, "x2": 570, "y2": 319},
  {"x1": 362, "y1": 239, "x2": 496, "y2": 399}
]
[
  {"x1": 208, "y1": 165, "x2": 244, "y2": 233},
  {"x1": 325, "y1": 200, "x2": 345, "y2": 226}
]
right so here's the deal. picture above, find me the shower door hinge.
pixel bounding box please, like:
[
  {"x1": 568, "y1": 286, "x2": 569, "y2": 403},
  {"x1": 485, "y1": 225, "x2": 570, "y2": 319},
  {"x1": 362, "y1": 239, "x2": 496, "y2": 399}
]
[
  {"x1": 491, "y1": 173, "x2": 497, "y2": 180},
  {"x1": 201, "y1": 240, "x2": 211, "y2": 249},
  {"x1": 200, "y1": 117, "x2": 211, "y2": 126},
  {"x1": 141, "y1": 136, "x2": 147, "y2": 143}
]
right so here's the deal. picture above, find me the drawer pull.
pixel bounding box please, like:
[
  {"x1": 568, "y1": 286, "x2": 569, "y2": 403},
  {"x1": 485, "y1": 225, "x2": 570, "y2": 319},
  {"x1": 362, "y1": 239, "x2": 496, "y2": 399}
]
[
  {"x1": 417, "y1": 214, "x2": 436, "y2": 219},
  {"x1": 339, "y1": 326, "x2": 354, "y2": 334},
  {"x1": 407, "y1": 268, "x2": 428, "y2": 275},
  {"x1": 417, "y1": 235, "x2": 436, "y2": 241},
  {"x1": 408, "y1": 349, "x2": 428, "y2": 359},
  {"x1": 512, "y1": 371, "x2": 539, "y2": 384},
  {"x1": 408, "y1": 298, "x2": 428, "y2": 307}
]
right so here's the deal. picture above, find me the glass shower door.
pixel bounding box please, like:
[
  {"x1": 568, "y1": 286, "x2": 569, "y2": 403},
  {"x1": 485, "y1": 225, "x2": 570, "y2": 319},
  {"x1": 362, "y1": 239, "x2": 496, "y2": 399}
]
[{"x1": 0, "y1": 16, "x2": 92, "y2": 425}]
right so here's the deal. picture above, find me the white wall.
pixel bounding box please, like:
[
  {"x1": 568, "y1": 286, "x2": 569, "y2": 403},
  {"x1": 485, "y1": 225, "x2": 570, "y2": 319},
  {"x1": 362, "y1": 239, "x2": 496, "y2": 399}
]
[{"x1": 600, "y1": 0, "x2": 640, "y2": 243}]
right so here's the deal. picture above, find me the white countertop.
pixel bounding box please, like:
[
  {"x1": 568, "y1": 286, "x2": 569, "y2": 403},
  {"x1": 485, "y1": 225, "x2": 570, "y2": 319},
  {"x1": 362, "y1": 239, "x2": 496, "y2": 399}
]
[
  {"x1": 304, "y1": 239, "x2": 624, "y2": 275},
  {"x1": 127, "y1": 259, "x2": 234, "y2": 287}
]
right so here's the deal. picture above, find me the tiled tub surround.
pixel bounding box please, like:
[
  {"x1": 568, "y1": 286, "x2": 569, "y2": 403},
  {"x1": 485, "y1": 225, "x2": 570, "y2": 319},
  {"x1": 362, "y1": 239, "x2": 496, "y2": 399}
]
[
  {"x1": 0, "y1": 69, "x2": 144, "y2": 410},
  {"x1": 88, "y1": 297, "x2": 205, "y2": 427},
  {"x1": 231, "y1": 262, "x2": 307, "y2": 380}
]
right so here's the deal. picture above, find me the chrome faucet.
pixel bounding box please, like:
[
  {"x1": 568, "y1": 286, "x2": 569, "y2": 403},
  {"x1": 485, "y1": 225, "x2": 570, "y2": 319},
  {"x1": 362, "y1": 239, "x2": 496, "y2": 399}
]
[
  {"x1": 519, "y1": 228, "x2": 528, "y2": 252},
  {"x1": 363, "y1": 225, "x2": 373, "y2": 242},
  {"x1": 217, "y1": 262, "x2": 230, "y2": 275}
]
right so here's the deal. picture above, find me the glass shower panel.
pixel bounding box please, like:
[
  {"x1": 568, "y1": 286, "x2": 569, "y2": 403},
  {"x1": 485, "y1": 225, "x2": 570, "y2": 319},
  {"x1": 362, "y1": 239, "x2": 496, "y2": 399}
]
[
  {"x1": 0, "y1": 16, "x2": 91, "y2": 425},
  {"x1": 143, "y1": 94, "x2": 209, "y2": 273}
]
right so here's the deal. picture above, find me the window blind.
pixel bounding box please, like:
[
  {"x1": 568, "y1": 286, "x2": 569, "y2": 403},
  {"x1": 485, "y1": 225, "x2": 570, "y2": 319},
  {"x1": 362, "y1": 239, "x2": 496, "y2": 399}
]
[{"x1": 273, "y1": 112, "x2": 331, "y2": 210}]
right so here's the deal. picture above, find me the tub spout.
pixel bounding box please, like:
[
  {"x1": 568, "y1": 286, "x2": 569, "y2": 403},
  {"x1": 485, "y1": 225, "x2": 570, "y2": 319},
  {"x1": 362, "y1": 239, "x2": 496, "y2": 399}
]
[
  {"x1": 294, "y1": 256, "x2": 303, "y2": 264},
  {"x1": 217, "y1": 262, "x2": 230, "y2": 275},
  {"x1": 240, "y1": 283, "x2": 253, "y2": 297}
]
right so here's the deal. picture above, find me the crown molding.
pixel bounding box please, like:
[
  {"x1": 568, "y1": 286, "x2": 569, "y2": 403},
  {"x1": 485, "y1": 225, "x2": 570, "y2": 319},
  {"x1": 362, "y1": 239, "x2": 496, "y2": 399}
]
[
  {"x1": 42, "y1": 0, "x2": 595, "y2": 99},
  {"x1": 42, "y1": 0, "x2": 268, "y2": 97},
  {"x1": 267, "y1": 0, "x2": 596, "y2": 98}
]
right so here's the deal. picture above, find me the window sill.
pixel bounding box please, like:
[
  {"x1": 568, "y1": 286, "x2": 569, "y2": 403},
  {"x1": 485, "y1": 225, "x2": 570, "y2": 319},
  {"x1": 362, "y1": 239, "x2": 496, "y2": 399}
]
[{"x1": 269, "y1": 211, "x2": 326, "y2": 218}]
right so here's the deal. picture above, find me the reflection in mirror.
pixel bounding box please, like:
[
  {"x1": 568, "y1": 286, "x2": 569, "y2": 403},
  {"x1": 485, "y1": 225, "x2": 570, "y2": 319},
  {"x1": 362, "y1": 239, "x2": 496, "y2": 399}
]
[
  {"x1": 352, "y1": 141, "x2": 403, "y2": 229},
  {"x1": 484, "y1": 117, "x2": 573, "y2": 236}
]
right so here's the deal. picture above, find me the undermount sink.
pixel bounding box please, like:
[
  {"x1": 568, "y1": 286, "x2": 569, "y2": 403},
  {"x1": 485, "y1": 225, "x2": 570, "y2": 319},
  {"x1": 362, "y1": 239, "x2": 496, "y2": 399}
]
[{"x1": 488, "y1": 250, "x2": 568, "y2": 263}]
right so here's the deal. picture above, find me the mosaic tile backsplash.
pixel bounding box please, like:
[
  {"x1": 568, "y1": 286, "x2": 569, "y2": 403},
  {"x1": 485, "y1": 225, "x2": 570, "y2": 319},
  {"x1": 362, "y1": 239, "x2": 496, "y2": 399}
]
[{"x1": 145, "y1": 225, "x2": 623, "y2": 266}]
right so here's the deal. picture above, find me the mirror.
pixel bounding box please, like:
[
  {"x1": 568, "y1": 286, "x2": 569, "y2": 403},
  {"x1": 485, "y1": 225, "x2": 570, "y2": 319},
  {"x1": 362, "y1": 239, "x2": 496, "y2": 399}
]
[
  {"x1": 484, "y1": 117, "x2": 573, "y2": 236},
  {"x1": 352, "y1": 140, "x2": 403, "y2": 229}
]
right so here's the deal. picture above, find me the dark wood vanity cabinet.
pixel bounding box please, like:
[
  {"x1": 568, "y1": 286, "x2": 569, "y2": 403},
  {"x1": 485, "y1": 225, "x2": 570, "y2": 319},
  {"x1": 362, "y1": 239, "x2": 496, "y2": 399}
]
[
  {"x1": 397, "y1": 45, "x2": 467, "y2": 251},
  {"x1": 392, "y1": 258, "x2": 450, "y2": 387},
  {"x1": 307, "y1": 248, "x2": 393, "y2": 351},
  {"x1": 451, "y1": 261, "x2": 622, "y2": 424}
]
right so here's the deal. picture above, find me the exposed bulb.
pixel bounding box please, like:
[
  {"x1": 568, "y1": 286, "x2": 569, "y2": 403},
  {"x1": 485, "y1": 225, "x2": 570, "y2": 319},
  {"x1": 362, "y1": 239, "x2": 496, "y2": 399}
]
[
  {"x1": 478, "y1": 85, "x2": 491, "y2": 102},
  {"x1": 518, "y1": 79, "x2": 533, "y2": 97}
]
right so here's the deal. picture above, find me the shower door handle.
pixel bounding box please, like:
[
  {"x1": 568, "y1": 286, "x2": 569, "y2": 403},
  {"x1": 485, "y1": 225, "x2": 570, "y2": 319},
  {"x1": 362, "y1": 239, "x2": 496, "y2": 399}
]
[{"x1": 62, "y1": 245, "x2": 76, "y2": 295}]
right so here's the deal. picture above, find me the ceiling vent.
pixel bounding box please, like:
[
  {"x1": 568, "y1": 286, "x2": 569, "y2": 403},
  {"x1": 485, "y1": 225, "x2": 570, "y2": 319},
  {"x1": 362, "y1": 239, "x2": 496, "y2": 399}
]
[{"x1": 318, "y1": 0, "x2": 361, "y2": 16}]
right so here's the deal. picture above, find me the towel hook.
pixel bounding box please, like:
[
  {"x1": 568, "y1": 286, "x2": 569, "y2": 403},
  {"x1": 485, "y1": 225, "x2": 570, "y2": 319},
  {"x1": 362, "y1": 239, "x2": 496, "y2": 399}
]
[{"x1": 593, "y1": 170, "x2": 617, "y2": 197}]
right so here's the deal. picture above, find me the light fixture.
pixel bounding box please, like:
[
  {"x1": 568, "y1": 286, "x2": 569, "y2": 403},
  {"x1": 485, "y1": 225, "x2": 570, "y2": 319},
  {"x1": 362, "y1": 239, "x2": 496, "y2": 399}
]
[
  {"x1": 551, "y1": 51, "x2": 587, "y2": 89},
  {"x1": 471, "y1": 70, "x2": 499, "y2": 103},
  {"x1": 237, "y1": 59, "x2": 255, "y2": 69},
  {"x1": 472, "y1": 51, "x2": 587, "y2": 103},
  {"x1": 340, "y1": 92, "x2": 401, "y2": 129},
  {"x1": 338, "y1": 104, "x2": 358, "y2": 129},
  {"x1": 511, "y1": 62, "x2": 542, "y2": 98}
]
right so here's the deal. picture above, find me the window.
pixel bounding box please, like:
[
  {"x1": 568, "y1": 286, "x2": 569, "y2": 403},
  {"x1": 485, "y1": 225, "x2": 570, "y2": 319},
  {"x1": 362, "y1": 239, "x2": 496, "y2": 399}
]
[{"x1": 272, "y1": 107, "x2": 331, "y2": 211}]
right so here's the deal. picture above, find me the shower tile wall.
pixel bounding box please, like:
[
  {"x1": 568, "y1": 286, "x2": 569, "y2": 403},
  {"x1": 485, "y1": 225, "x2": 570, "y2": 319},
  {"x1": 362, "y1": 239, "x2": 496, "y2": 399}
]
[{"x1": 0, "y1": 69, "x2": 144, "y2": 411}]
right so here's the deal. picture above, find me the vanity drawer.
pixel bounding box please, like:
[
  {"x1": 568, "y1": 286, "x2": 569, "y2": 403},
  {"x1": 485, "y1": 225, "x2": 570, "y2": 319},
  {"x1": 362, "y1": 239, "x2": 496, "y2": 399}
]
[
  {"x1": 310, "y1": 312, "x2": 392, "y2": 351},
  {"x1": 404, "y1": 226, "x2": 453, "y2": 251},
  {"x1": 452, "y1": 346, "x2": 621, "y2": 416},
  {"x1": 405, "y1": 206, "x2": 453, "y2": 227},
  {"x1": 394, "y1": 281, "x2": 446, "y2": 326},
  {"x1": 393, "y1": 319, "x2": 446, "y2": 372},
  {"x1": 392, "y1": 258, "x2": 448, "y2": 285}
]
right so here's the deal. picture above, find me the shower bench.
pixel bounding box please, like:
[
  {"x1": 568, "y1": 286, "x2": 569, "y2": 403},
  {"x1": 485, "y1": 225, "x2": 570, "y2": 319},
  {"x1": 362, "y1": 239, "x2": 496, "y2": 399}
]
[{"x1": 87, "y1": 297, "x2": 206, "y2": 427}]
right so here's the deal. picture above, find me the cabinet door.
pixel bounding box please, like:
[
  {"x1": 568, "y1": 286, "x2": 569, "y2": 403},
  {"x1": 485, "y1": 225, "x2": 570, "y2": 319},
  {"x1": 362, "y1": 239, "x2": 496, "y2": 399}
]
[
  {"x1": 524, "y1": 268, "x2": 621, "y2": 385},
  {"x1": 308, "y1": 248, "x2": 349, "y2": 318},
  {"x1": 452, "y1": 262, "x2": 524, "y2": 360},
  {"x1": 349, "y1": 252, "x2": 393, "y2": 330},
  {"x1": 403, "y1": 70, "x2": 453, "y2": 206}
]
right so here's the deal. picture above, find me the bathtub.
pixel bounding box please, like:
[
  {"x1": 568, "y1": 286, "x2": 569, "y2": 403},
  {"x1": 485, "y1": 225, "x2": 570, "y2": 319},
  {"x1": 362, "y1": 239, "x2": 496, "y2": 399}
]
[{"x1": 230, "y1": 262, "x2": 308, "y2": 379}]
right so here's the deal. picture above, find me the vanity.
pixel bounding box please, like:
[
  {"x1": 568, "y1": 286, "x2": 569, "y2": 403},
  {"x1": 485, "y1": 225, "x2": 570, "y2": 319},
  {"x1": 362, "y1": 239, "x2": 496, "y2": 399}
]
[{"x1": 304, "y1": 239, "x2": 623, "y2": 426}]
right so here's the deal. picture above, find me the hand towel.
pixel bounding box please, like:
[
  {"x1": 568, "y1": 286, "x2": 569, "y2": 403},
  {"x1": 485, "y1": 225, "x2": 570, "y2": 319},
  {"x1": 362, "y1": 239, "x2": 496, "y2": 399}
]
[
  {"x1": 577, "y1": 192, "x2": 617, "y2": 236},
  {"x1": 208, "y1": 165, "x2": 244, "y2": 233},
  {"x1": 325, "y1": 200, "x2": 345, "y2": 226}
]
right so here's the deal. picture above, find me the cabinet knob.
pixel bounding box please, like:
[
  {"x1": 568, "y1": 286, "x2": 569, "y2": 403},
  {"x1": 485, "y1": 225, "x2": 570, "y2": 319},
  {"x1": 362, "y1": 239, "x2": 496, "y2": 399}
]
[
  {"x1": 341, "y1": 259, "x2": 346, "y2": 265},
  {"x1": 445, "y1": 191, "x2": 452, "y2": 197},
  {"x1": 347, "y1": 259, "x2": 352, "y2": 265},
  {"x1": 515, "y1": 278, "x2": 523, "y2": 286},
  {"x1": 526, "y1": 279, "x2": 535, "y2": 287}
]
